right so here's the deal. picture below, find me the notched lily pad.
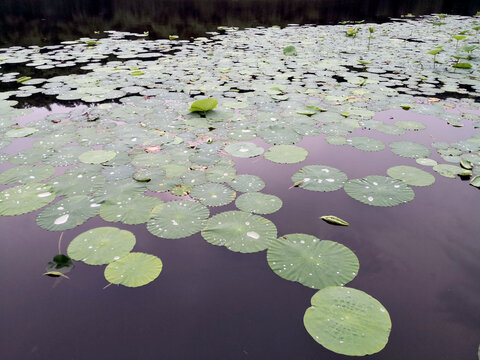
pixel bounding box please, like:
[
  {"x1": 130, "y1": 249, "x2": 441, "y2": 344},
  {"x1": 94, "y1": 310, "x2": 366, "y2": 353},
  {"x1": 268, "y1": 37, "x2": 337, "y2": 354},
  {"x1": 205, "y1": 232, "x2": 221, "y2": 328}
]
[{"x1": 104, "y1": 252, "x2": 162, "y2": 288}]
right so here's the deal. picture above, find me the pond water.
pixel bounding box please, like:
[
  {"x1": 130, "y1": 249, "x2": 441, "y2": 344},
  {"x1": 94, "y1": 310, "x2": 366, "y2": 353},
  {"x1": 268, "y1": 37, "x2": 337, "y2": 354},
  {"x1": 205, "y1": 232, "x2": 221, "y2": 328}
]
[{"x1": 1, "y1": 2, "x2": 480, "y2": 360}]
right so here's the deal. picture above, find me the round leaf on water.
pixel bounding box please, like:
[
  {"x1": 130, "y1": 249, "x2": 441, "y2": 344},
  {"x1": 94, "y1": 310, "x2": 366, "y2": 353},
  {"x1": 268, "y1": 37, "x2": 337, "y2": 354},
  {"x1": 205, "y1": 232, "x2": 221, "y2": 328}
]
[
  {"x1": 264, "y1": 145, "x2": 308, "y2": 164},
  {"x1": 416, "y1": 158, "x2": 438, "y2": 166},
  {"x1": 189, "y1": 98, "x2": 218, "y2": 112},
  {"x1": 394, "y1": 120, "x2": 426, "y2": 130},
  {"x1": 346, "y1": 137, "x2": 385, "y2": 152},
  {"x1": 344, "y1": 175, "x2": 415, "y2": 207},
  {"x1": 267, "y1": 234, "x2": 358, "y2": 289},
  {"x1": 325, "y1": 136, "x2": 347, "y2": 146},
  {"x1": 6, "y1": 127, "x2": 37, "y2": 138},
  {"x1": 389, "y1": 141, "x2": 430, "y2": 159},
  {"x1": 235, "y1": 192, "x2": 282, "y2": 214},
  {"x1": 104, "y1": 252, "x2": 162, "y2": 288},
  {"x1": 67, "y1": 227, "x2": 136, "y2": 265},
  {"x1": 201, "y1": 211, "x2": 277, "y2": 253},
  {"x1": 79, "y1": 150, "x2": 116, "y2": 164},
  {"x1": 291, "y1": 165, "x2": 347, "y2": 192},
  {"x1": 386, "y1": 166, "x2": 435, "y2": 186},
  {"x1": 433, "y1": 164, "x2": 469, "y2": 178},
  {"x1": 224, "y1": 142, "x2": 264, "y2": 158},
  {"x1": 52, "y1": 170, "x2": 104, "y2": 197},
  {"x1": 0, "y1": 165, "x2": 55, "y2": 184},
  {"x1": 0, "y1": 183, "x2": 55, "y2": 215},
  {"x1": 190, "y1": 183, "x2": 236, "y2": 207},
  {"x1": 229, "y1": 174, "x2": 265, "y2": 193},
  {"x1": 100, "y1": 195, "x2": 163, "y2": 225},
  {"x1": 36, "y1": 195, "x2": 100, "y2": 231},
  {"x1": 304, "y1": 286, "x2": 391, "y2": 356},
  {"x1": 206, "y1": 166, "x2": 236, "y2": 183},
  {"x1": 147, "y1": 200, "x2": 210, "y2": 239}
]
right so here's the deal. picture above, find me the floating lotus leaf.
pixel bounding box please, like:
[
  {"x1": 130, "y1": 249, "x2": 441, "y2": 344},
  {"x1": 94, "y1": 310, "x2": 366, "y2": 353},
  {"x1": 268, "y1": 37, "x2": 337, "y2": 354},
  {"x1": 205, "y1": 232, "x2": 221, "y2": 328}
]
[
  {"x1": 67, "y1": 227, "x2": 136, "y2": 265},
  {"x1": 433, "y1": 164, "x2": 469, "y2": 178},
  {"x1": 181, "y1": 170, "x2": 207, "y2": 186},
  {"x1": 52, "y1": 170, "x2": 104, "y2": 196},
  {"x1": 8, "y1": 148, "x2": 53, "y2": 165},
  {"x1": 321, "y1": 215, "x2": 349, "y2": 226},
  {"x1": 104, "y1": 252, "x2": 163, "y2": 287},
  {"x1": 283, "y1": 45, "x2": 297, "y2": 56},
  {"x1": 36, "y1": 195, "x2": 100, "y2": 231},
  {"x1": 160, "y1": 163, "x2": 189, "y2": 178},
  {"x1": 94, "y1": 179, "x2": 146, "y2": 201},
  {"x1": 267, "y1": 234, "x2": 358, "y2": 289},
  {"x1": 45, "y1": 146, "x2": 88, "y2": 167},
  {"x1": 79, "y1": 150, "x2": 116, "y2": 164},
  {"x1": 147, "y1": 200, "x2": 210, "y2": 239},
  {"x1": 100, "y1": 195, "x2": 163, "y2": 225},
  {"x1": 235, "y1": 192, "x2": 282, "y2": 214},
  {"x1": 0, "y1": 183, "x2": 55, "y2": 215},
  {"x1": 206, "y1": 166, "x2": 236, "y2": 183},
  {"x1": 304, "y1": 286, "x2": 391, "y2": 356},
  {"x1": 227, "y1": 128, "x2": 256, "y2": 140},
  {"x1": 257, "y1": 125, "x2": 302, "y2": 145},
  {"x1": 375, "y1": 124, "x2": 405, "y2": 135},
  {"x1": 190, "y1": 183, "x2": 236, "y2": 207},
  {"x1": 224, "y1": 142, "x2": 264, "y2": 158},
  {"x1": 291, "y1": 165, "x2": 348, "y2": 192},
  {"x1": 471, "y1": 176, "x2": 480, "y2": 188},
  {"x1": 346, "y1": 137, "x2": 385, "y2": 152},
  {"x1": 146, "y1": 177, "x2": 182, "y2": 192},
  {"x1": 389, "y1": 141, "x2": 430, "y2": 158},
  {"x1": 202, "y1": 211, "x2": 277, "y2": 253},
  {"x1": 130, "y1": 153, "x2": 170, "y2": 167},
  {"x1": 189, "y1": 98, "x2": 218, "y2": 112},
  {"x1": 394, "y1": 120, "x2": 426, "y2": 130},
  {"x1": 344, "y1": 175, "x2": 415, "y2": 207},
  {"x1": 264, "y1": 145, "x2": 308, "y2": 164},
  {"x1": 6, "y1": 127, "x2": 37, "y2": 138},
  {"x1": 416, "y1": 158, "x2": 438, "y2": 166},
  {"x1": 102, "y1": 164, "x2": 136, "y2": 181},
  {"x1": 0, "y1": 165, "x2": 55, "y2": 184},
  {"x1": 325, "y1": 136, "x2": 347, "y2": 146},
  {"x1": 229, "y1": 174, "x2": 265, "y2": 193},
  {"x1": 170, "y1": 184, "x2": 192, "y2": 196},
  {"x1": 387, "y1": 166, "x2": 435, "y2": 186}
]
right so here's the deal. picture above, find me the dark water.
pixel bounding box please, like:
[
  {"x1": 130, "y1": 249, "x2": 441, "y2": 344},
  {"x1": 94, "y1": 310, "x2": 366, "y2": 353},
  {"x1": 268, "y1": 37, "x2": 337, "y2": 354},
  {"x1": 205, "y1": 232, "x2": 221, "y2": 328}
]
[
  {"x1": 1, "y1": 107, "x2": 480, "y2": 360},
  {"x1": 1, "y1": 0, "x2": 479, "y2": 47}
]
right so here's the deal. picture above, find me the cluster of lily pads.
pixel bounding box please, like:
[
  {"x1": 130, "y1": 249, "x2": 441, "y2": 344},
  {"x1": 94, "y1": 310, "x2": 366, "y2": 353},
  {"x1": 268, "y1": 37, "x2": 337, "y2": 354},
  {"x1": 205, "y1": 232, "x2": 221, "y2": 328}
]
[{"x1": 0, "y1": 13, "x2": 479, "y2": 357}]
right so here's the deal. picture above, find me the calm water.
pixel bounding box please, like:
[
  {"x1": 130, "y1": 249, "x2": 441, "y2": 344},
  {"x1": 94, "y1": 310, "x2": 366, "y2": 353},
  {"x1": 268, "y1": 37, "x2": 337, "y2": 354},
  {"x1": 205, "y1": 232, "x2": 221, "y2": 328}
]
[{"x1": 1, "y1": 1, "x2": 480, "y2": 360}]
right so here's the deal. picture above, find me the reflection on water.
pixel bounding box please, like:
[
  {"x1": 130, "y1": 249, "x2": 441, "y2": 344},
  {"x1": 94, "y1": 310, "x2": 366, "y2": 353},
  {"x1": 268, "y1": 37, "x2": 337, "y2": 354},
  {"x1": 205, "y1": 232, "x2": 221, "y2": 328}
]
[{"x1": 1, "y1": 0, "x2": 479, "y2": 46}]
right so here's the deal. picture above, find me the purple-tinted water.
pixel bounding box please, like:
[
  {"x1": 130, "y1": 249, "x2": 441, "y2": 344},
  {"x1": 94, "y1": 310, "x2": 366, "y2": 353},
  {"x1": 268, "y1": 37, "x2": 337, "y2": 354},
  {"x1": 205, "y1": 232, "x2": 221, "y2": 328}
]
[{"x1": 1, "y1": 104, "x2": 479, "y2": 359}]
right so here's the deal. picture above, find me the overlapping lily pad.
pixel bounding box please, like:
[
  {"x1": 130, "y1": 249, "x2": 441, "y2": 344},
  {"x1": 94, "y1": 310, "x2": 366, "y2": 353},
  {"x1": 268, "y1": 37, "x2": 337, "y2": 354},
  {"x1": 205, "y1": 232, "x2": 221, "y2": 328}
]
[
  {"x1": 386, "y1": 166, "x2": 436, "y2": 186},
  {"x1": 389, "y1": 141, "x2": 430, "y2": 159},
  {"x1": 228, "y1": 174, "x2": 265, "y2": 193},
  {"x1": 267, "y1": 234, "x2": 359, "y2": 289},
  {"x1": 190, "y1": 183, "x2": 236, "y2": 207},
  {"x1": 100, "y1": 195, "x2": 162, "y2": 224},
  {"x1": 0, "y1": 183, "x2": 55, "y2": 215},
  {"x1": 235, "y1": 192, "x2": 282, "y2": 214},
  {"x1": 291, "y1": 165, "x2": 348, "y2": 192},
  {"x1": 201, "y1": 211, "x2": 277, "y2": 253},
  {"x1": 0, "y1": 165, "x2": 55, "y2": 184},
  {"x1": 304, "y1": 286, "x2": 391, "y2": 356}
]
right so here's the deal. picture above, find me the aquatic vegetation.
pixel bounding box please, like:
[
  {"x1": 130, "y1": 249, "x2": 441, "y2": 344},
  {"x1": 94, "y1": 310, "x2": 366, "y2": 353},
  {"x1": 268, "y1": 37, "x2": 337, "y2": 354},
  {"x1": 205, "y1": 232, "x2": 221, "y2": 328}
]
[{"x1": 320, "y1": 215, "x2": 350, "y2": 226}]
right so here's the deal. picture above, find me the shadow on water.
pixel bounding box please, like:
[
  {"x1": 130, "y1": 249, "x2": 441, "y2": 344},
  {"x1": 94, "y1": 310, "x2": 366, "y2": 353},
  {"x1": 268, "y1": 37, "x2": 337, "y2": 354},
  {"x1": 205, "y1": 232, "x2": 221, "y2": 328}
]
[{"x1": 1, "y1": 0, "x2": 480, "y2": 47}]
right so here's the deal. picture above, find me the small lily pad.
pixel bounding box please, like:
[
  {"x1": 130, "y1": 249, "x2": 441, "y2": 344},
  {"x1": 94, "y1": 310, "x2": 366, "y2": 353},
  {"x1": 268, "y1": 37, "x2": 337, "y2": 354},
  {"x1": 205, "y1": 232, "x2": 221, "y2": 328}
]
[
  {"x1": 235, "y1": 192, "x2": 282, "y2": 214},
  {"x1": 104, "y1": 252, "x2": 163, "y2": 287},
  {"x1": 190, "y1": 183, "x2": 236, "y2": 207},
  {"x1": 291, "y1": 165, "x2": 348, "y2": 192},
  {"x1": 389, "y1": 141, "x2": 430, "y2": 159},
  {"x1": 229, "y1": 174, "x2": 265, "y2": 193},
  {"x1": 6, "y1": 127, "x2": 38, "y2": 138},
  {"x1": 264, "y1": 145, "x2": 308, "y2": 164},
  {"x1": 79, "y1": 150, "x2": 116, "y2": 164},
  {"x1": 225, "y1": 142, "x2": 264, "y2": 158}
]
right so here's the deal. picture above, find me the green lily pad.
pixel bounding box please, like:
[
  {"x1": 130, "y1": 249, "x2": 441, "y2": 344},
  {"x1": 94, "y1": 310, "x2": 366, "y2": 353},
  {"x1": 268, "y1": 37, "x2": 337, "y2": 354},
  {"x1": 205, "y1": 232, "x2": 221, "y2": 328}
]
[
  {"x1": 264, "y1": 145, "x2": 308, "y2": 164},
  {"x1": 79, "y1": 150, "x2": 116, "y2": 164},
  {"x1": 0, "y1": 165, "x2": 55, "y2": 184},
  {"x1": 228, "y1": 174, "x2": 265, "y2": 193},
  {"x1": 325, "y1": 136, "x2": 347, "y2": 146},
  {"x1": 283, "y1": 45, "x2": 297, "y2": 56},
  {"x1": 189, "y1": 98, "x2": 218, "y2": 112},
  {"x1": 416, "y1": 158, "x2": 438, "y2": 166},
  {"x1": 321, "y1": 216, "x2": 349, "y2": 226},
  {"x1": 201, "y1": 211, "x2": 277, "y2": 253},
  {"x1": 104, "y1": 252, "x2": 163, "y2": 288},
  {"x1": 147, "y1": 200, "x2": 210, "y2": 239},
  {"x1": 206, "y1": 166, "x2": 236, "y2": 183},
  {"x1": 190, "y1": 183, "x2": 236, "y2": 207},
  {"x1": 386, "y1": 166, "x2": 435, "y2": 186},
  {"x1": 235, "y1": 192, "x2": 282, "y2": 214},
  {"x1": 267, "y1": 234, "x2": 358, "y2": 289},
  {"x1": 394, "y1": 120, "x2": 426, "y2": 130},
  {"x1": 67, "y1": 227, "x2": 136, "y2": 265},
  {"x1": 433, "y1": 164, "x2": 470, "y2": 178},
  {"x1": 100, "y1": 195, "x2": 163, "y2": 225},
  {"x1": 0, "y1": 183, "x2": 55, "y2": 215},
  {"x1": 346, "y1": 137, "x2": 385, "y2": 152},
  {"x1": 291, "y1": 165, "x2": 348, "y2": 192},
  {"x1": 6, "y1": 127, "x2": 38, "y2": 138},
  {"x1": 304, "y1": 286, "x2": 391, "y2": 356},
  {"x1": 344, "y1": 175, "x2": 415, "y2": 207},
  {"x1": 52, "y1": 170, "x2": 104, "y2": 197},
  {"x1": 225, "y1": 142, "x2": 264, "y2": 158},
  {"x1": 36, "y1": 195, "x2": 100, "y2": 231},
  {"x1": 389, "y1": 141, "x2": 430, "y2": 158}
]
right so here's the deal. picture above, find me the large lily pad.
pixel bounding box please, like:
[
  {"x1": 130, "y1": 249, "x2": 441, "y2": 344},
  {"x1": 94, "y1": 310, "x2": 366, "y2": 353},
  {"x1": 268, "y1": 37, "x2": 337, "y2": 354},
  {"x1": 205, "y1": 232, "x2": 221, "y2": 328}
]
[
  {"x1": 387, "y1": 165, "x2": 435, "y2": 186},
  {"x1": 344, "y1": 175, "x2": 415, "y2": 207},
  {"x1": 389, "y1": 141, "x2": 430, "y2": 159},
  {"x1": 0, "y1": 165, "x2": 55, "y2": 184},
  {"x1": 67, "y1": 227, "x2": 136, "y2": 265},
  {"x1": 104, "y1": 252, "x2": 163, "y2": 287},
  {"x1": 267, "y1": 234, "x2": 359, "y2": 289},
  {"x1": 201, "y1": 211, "x2": 277, "y2": 253},
  {"x1": 147, "y1": 200, "x2": 210, "y2": 239},
  {"x1": 304, "y1": 286, "x2": 391, "y2": 356},
  {"x1": 100, "y1": 195, "x2": 163, "y2": 224},
  {"x1": 0, "y1": 183, "x2": 55, "y2": 215},
  {"x1": 291, "y1": 165, "x2": 348, "y2": 192}
]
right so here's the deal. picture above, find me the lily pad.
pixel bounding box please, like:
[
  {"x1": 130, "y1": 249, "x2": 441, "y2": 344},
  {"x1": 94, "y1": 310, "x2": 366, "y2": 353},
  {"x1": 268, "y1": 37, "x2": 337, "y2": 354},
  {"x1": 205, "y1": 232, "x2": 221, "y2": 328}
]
[
  {"x1": 267, "y1": 234, "x2": 358, "y2": 289},
  {"x1": 189, "y1": 98, "x2": 218, "y2": 112},
  {"x1": 0, "y1": 183, "x2": 55, "y2": 215},
  {"x1": 104, "y1": 252, "x2": 163, "y2": 287},
  {"x1": 201, "y1": 211, "x2": 277, "y2": 253},
  {"x1": 225, "y1": 142, "x2": 264, "y2": 158},
  {"x1": 344, "y1": 175, "x2": 415, "y2": 206},
  {"x1": 79, "y1": 150, "x2": 116, "y2": 164},
  {"x1": 389, "y1": 141, "x2": 430, "y2": 159},
  {"x1": 235, "y1": 192, "x2": 282, "y2": 214},
  {"x1": 264, "y1": 145, "x2": 308, "y2": 164},
  {"x1": 416, "y1": 158, "x2": 438, "y2": 166},
  {"x1": 0, "y1": 165, "x2": 55, "y2": 184},
  {"x1": 6, "y1": 127, "x2": 37, "y2": 138},
  {"x1": 386, "y1": 166, "x2": 435, "y2": 186},
  {"x1": 304, "y1": 286, "x2": 391, "y2": 356},
  {"x1": 291, "y1": 165, "x2": 348, "y2": 192},
  {"x1": 433, "y1": 164, "x2": 470, "y2": 178},
  {"x1": 147, "y1": 200, "x2": 210, "y2": 239},
  {"x1": 67, "y1": 227, "x2": 136, "y2": 265},
  {"x1": 228, "y1": 174, "x2": 265, "y2": 193},
  {"x1": 190, "y1": 183, "x2": 236, "y2": 207},
  {"x1": 394, "y1": 120, "x2": 426, "y2": 130},
  {"x1": 346, "y1": 137, "x2": 385, "y2": 152},
  {"x1": 100, "y1": 195, "x2": 163, "y2": 224}
]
